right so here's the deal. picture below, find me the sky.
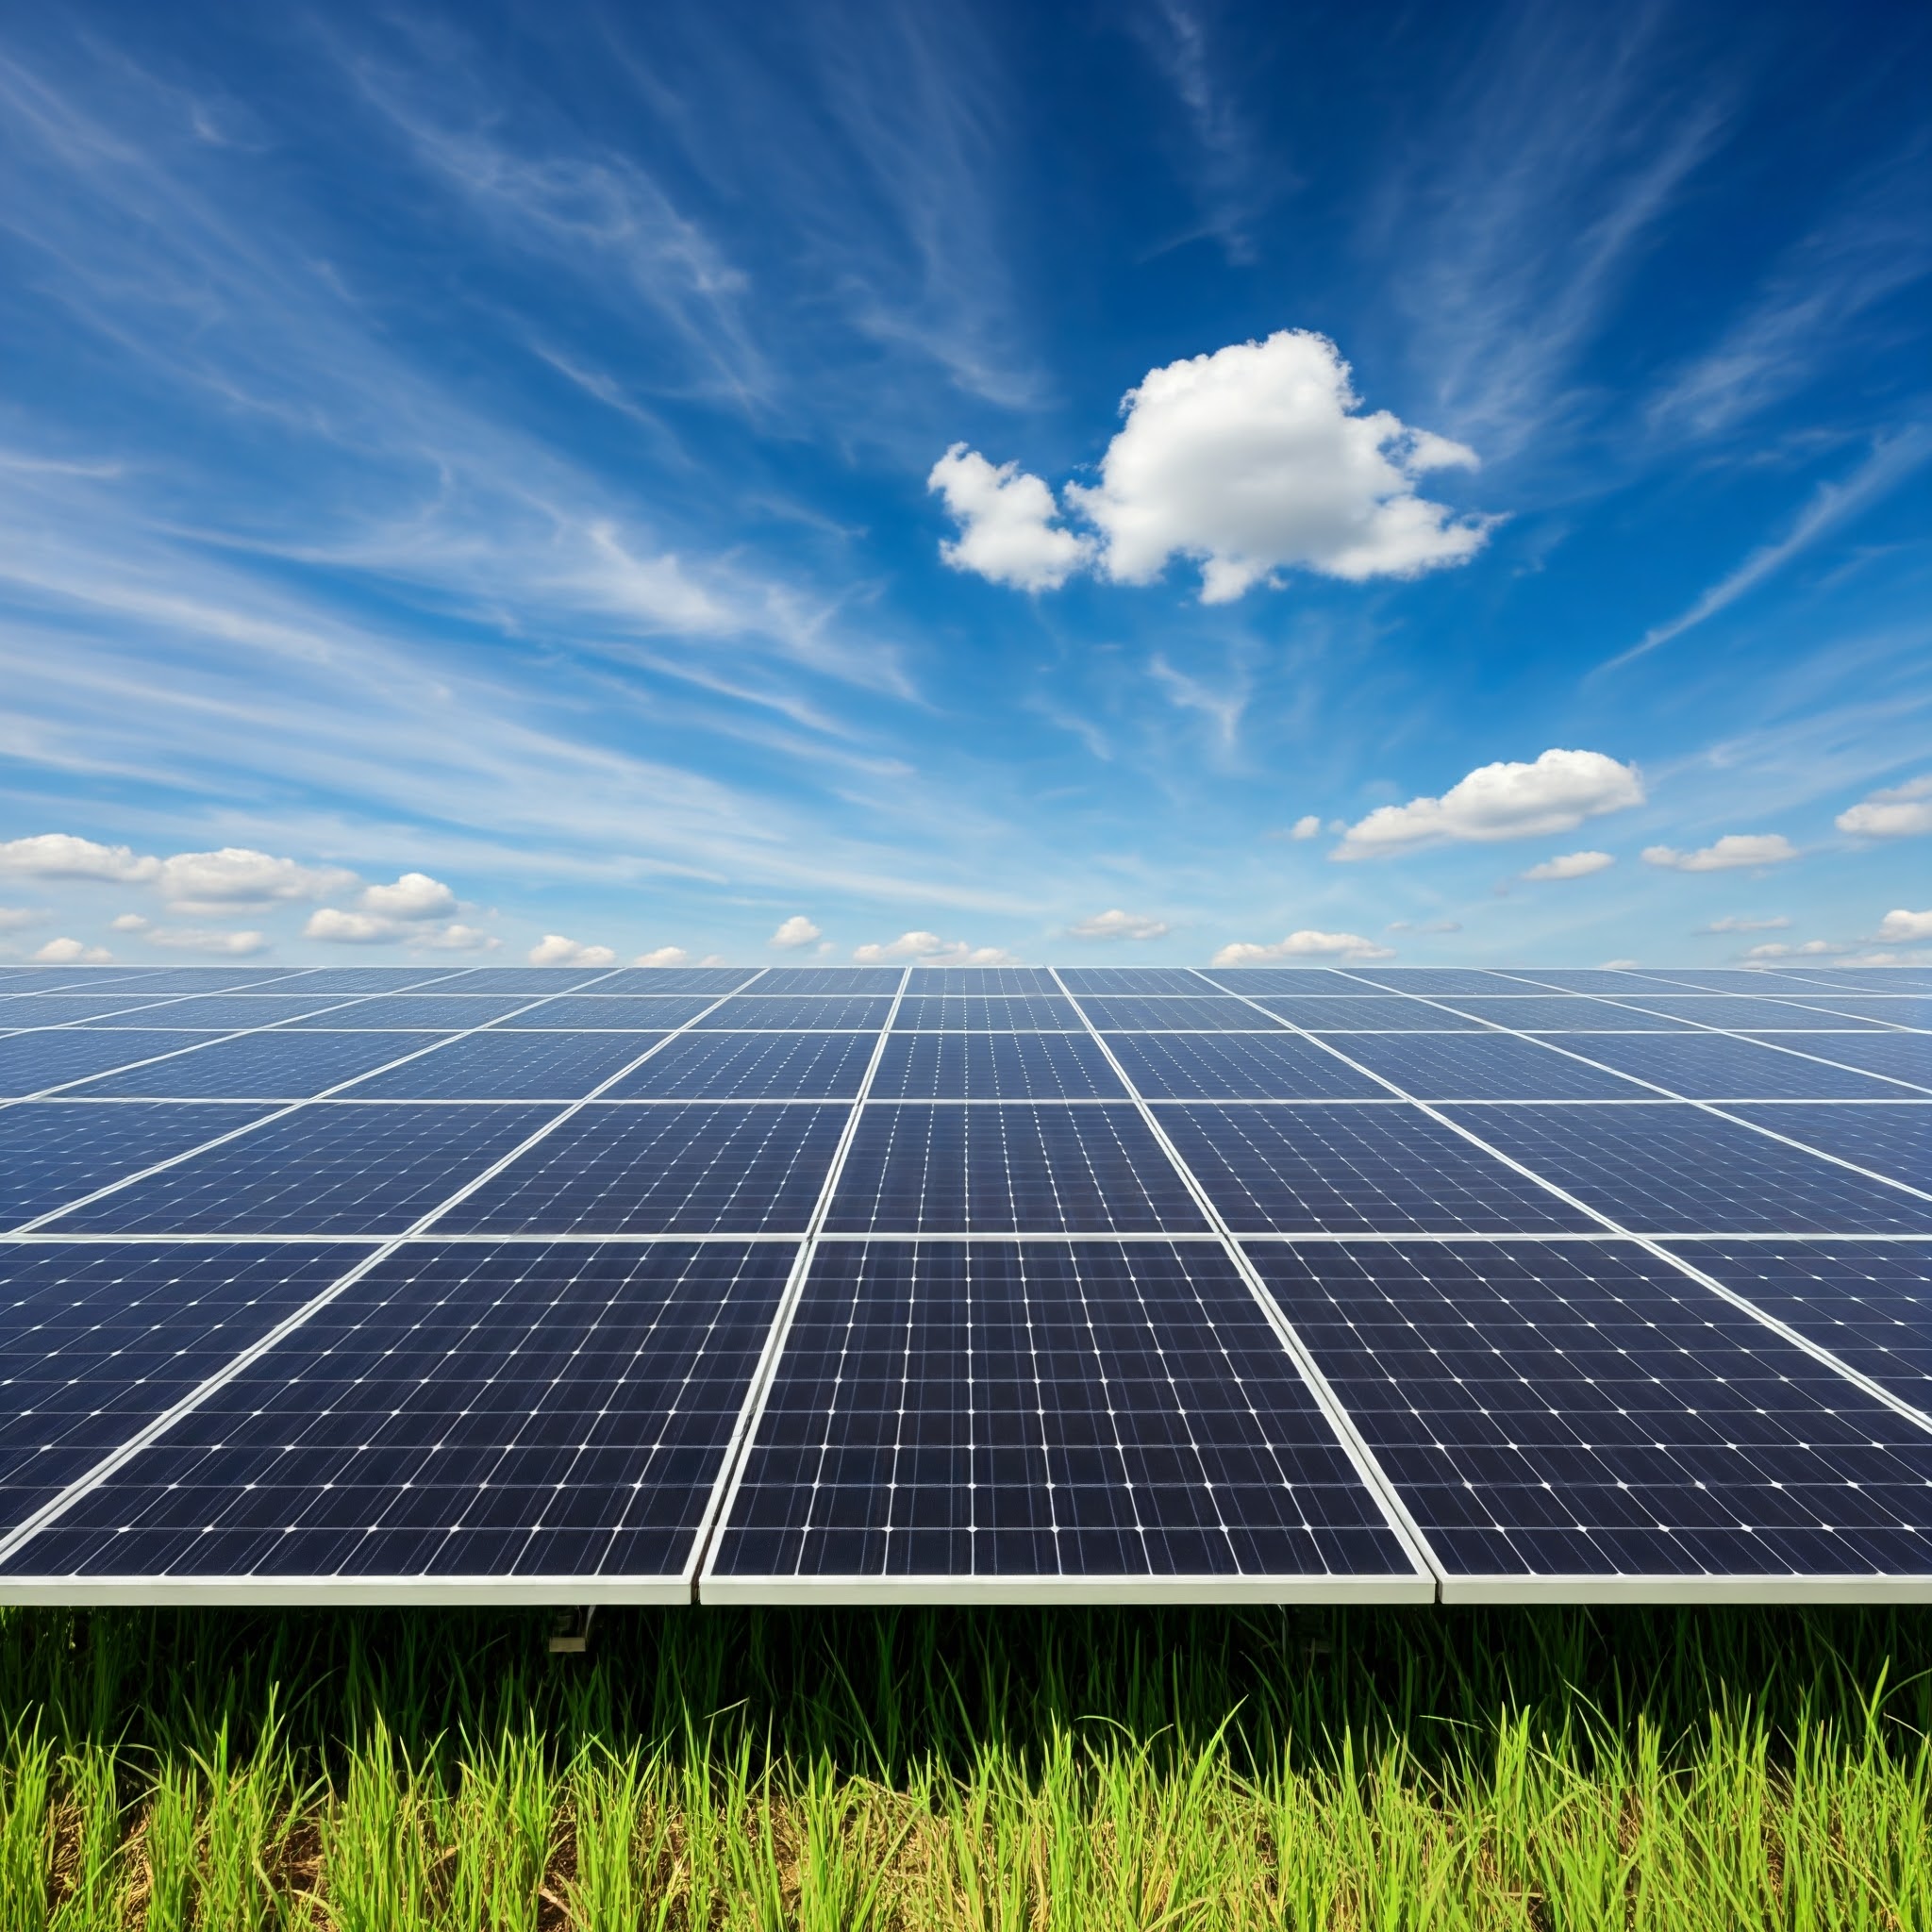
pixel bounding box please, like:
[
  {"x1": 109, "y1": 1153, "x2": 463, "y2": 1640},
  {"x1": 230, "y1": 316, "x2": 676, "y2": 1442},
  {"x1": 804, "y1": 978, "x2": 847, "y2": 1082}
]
[{"x1": 1, "y1": 0, "x2": 1928, "y2": 974}]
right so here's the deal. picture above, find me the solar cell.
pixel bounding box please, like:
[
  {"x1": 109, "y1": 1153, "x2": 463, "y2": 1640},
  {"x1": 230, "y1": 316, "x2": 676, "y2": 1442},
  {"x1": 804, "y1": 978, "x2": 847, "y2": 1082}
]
[
  {"x1": 1440, "y1": 997, "x2": 1699, "y2": 1032},
  {"x1": 1081, "y1": 996, "x2": 1286, "y2": 1031},
  {"x1": 1057, "y1": 968, "x2": 1226, "y2": 994},
  {"x1": 1341, "y1": 970, "x2": 1532, "y2": 994},
  {"x1": 907, "y1": 968, "x2": 1060, "y2": 995},
  {"x1": 485, "y1": 995, "x2": 717, "y2": 1030},
  {"x1": 45, "y1": 1104, "x2": 554, "y2": 1236},
  {"x1": 2, "y1": 1241, "x2": 795, "y2": 1594},
  {"x1": 707, "y1": 1241, "x2": 1423, "y2": 1598},
  {"x1": 1199, "y1": 969, "x2": 1357, "y2": 992},
  {"x1": 63, "y1": 969, "x2": 301, "y2": 993},
  {"x1": 1439, "y1": 1104, "x2": 1932, "y2": 1235},
  {"x1": 583, "y1": 968, "x2": 758, "y2": 995},
  {"x1": 695, "y1": 996, "x2": 892, "y2": 1030},
  {"x1": 1627, "y1": 970, "x2": 1859, "y2": 993},
  {"x1": 1662, "y1": 1241, "x2": 1932, "y2": 1416},
  {"x1": 1726, "y1": 1106, "x2": 1931, "y2": 1190},
  {"x1": 865, "y1": 1031, "x2": 1130, "y2": 1101},
  {"x1": 1761, "y1": 1034, "x2": 1932, "y2": 1088},
  {"x1": 1595, "y1": 997, "x2": 1890, "y2": 1031},
  {"x1": 1486, "y1": 970, "x2": 1657, "y2": 993},
  {"x1": 0, "y1": 1241, "x2": 350, "y2": 1532},
  {"x1": 754, "y1": 968, "x2": 904, "y2": 994},
  {"x1": 1557, "y1": 1033, "x2": 1914, "y2": 1099},
  {"x1": 1249, "y1": 996, "x2": 1491, "y2": 1032},
  {"x1": 284, "y1": 996, "x2": 535, "y2": 1030},
  {"x1": 1779, "y1": 970, "x2": 1932, "y2": 994},
  {"x1": 6, "y1": 993, "x2": 211, "y2": 1024},
  {"x1": 87, "y1": 996, "x2": 358, "y2": 1028},
  {"x1": 271, "y1": 968, "x2": 466, "y2": 993},
  {"x1": 1103, "y1": 1034, "x2": 1383, "y2": 1100},
  {"x1": 0, "y1": 1104, "x2": 273, "y2": 1230},
  {"x1": 1248, "y1": 1240, "x2": 1932, "y2": 1593},
  {"x1": 435, "y1": 1104, "x2": 846, "y2": 1235},
  {"x1": 63, "y1": 1030, "x2": 448, "y2": 1099},
  {"x1": 1331, "y1": 1034, "x2": 1649, "y2": 1100},
  {"x1": 891, "y1": 995, "x2": 1082, "y2": 1030},
  {"x1": 0, "y1": 1031, "x2": 227, "y2": 1097},
  {"x1": 824, "y1": 1104, "x2": 1209, "y2": 1234},
  {"x1": 1759, "y1": 998, "x2": 1929, "y2": 1028},
  {"x1": 340, "y1": 1032, "x2": 666, "y2": 1100},
  {"x1": 605, "y1": 1031, "x2": 877, "y2": 1100},
  {"x1": 1155, "y1": 1105, "x2": 1594, "y2": 1235},
  {"x1": 0, "y1": 970, "x2": 161, "y2": 994},
  {"x1": 433, "y1": 967, "x2": 625, "y2": 993}
]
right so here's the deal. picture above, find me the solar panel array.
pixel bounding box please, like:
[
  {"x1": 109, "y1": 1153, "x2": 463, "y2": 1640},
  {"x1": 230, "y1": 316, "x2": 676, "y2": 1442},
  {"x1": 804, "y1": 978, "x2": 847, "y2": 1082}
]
[{"x1": 0, "y1": 958, "x2": 1926, "y2": 1607}]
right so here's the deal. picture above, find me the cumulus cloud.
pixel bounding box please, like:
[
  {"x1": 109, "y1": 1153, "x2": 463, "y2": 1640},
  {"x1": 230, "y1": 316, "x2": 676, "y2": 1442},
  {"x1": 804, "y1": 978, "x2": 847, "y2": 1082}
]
[
  {"x1": 1066, "y1": 908, "x2": 1171, "y2": 941},
  {"x1": 1743, "y1": 939, "x2": 1850, "y2": 959},
  {"x1": 1289, "y1": 815, "x2": 1322, "y2": 841},
  {"x1": 305, "y1": 908, "x2": 398, "y2": 944},
  {"x1": 1067, "y1": 331, "x2": 1491, "y2": 601},
  {"x1": 1837, "y1": 774, "x2": 1932, "y2": 839},
  {"x1": 144, "y1": 925, "x2": 269, "y2": 956},
  {"x1": 156, "y1": 847, "x2": 356, "y2": 909},
  {"x1": 358, "y1": 872, "x2": 458, "y2": 921},
  {"x1": 928, "y1": 445, "x2": 1091, "y2": 592},
  {"x1": 634, "y1": 945, "x2": 691, "y2": 966},
  {"x1": 1210, "y1": 929, "x2": 1393, "y2": 965},
  {"x1": 412, "y1": 924, "x2": 498, "y2": 952},
  {"x1": 0, "y1": 834, "x2": 159, "y2": 883},
  {"x1": 33, "y1": 937, "x2": 111, "y2": 963},
  {"x1": 768, "y1": 916, "x2": 823, "y2": 949},
  {"x1": 1641, "y1": 834, "x2": 1797, "y2": 873},
  {"x1": 1701, "y1": 915, "x2": 1790, "y2": 934},
  {"x1": 528, "y1": 934, "x2": 619, "y2": 967},
  {"x1": 1522, "y1": 851, "x2": 1615, "y2": 881},
  {"x1": 1876, "y1": 908, "x2": 1932, "y2": 941},
  {"x1": 1335, "y1": 751, "x2": 1643, "y2": 859},
  {"x1": 852, "y1": 930, "x2": 1015, "y2": 964}
]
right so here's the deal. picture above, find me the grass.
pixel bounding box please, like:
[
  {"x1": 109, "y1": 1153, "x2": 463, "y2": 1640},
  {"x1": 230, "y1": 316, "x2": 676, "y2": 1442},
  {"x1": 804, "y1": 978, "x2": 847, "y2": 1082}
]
[{"x1": 0, "y1": 1601, "x2": 1926, "y2": 1927}]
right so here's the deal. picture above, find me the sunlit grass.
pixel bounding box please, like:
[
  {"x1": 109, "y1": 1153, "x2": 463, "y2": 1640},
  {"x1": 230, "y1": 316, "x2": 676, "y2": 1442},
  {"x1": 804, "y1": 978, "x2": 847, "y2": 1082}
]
[{"x1": 0, "y1": 1602, "x2": 1926, "y2": 1925}]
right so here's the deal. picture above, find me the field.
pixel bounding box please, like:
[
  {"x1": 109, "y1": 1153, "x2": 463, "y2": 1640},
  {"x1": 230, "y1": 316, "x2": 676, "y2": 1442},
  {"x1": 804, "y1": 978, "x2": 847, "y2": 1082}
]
[{"x1": 0, "y1": 1603, "x2": 1927, "y2": 1928}]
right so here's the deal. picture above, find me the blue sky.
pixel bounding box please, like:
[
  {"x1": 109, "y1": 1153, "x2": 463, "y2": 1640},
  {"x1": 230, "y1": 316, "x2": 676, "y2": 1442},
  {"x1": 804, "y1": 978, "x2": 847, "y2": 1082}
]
[{"x1": 1, "y1": 0, "x2": 1927, "y2": 971}]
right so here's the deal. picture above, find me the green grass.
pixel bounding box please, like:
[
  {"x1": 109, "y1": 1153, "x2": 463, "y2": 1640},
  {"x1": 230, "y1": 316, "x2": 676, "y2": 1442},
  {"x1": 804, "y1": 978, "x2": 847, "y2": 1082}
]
[{"x1": 0, "y1": 1602, "x2": 1926, "y2": 1926}]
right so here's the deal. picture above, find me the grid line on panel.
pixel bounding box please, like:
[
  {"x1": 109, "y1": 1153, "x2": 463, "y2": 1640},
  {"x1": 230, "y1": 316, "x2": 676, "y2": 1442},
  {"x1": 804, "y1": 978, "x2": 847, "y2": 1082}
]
[
  {"x1": 0, "y1": 965, "x2": 337, "y2": 1041},
  {"x1": 1044, "y1": 969, "x2": 1441, "y2": 1584},
  {"x1": 692, "y1": 969, "x2": 914, "y2": 1591},
  {"x1": 1229, "y1": 969, "x2": 1932, "y2": 1439},
  {"x1": 0, "y1": 973, "x2": 774, "y2": 1574}
]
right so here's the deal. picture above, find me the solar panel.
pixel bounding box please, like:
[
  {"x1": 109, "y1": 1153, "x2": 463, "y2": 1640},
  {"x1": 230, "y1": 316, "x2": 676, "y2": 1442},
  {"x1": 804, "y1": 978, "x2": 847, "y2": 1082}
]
[{"x1": 2, "y1": 963, "x2": 1927, "y2": 1608}]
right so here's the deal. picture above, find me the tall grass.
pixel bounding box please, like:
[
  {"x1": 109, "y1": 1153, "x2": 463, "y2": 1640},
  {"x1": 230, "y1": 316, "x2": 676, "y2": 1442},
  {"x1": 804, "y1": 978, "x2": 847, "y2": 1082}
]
[{"x1": 0, "y1": 1603, "x2": 1925, "y2": 1926}]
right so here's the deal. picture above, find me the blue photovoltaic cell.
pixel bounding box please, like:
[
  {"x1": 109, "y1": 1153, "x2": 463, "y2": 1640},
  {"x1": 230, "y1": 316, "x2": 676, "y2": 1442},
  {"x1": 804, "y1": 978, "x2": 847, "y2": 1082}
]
[
  {"x1": 1759, "y1": 997, "x2": 1930, "y2": 1028},
  {"x1": 695, "y1": 996, "x2": 892, "y2": 1030},
  {"x1": 1502, "y1": 970, "x2": 1672, "y2": 994},
  {"x1": 1342, "y1": 970, "x2": 1533, "y2": 995},
  {"x1": 1763, "y1": 1034, "x2": 1932, "y2": 1089},
  {"x1": 60, "y1": 969, "x2": 298, "y2": 994},
  {"x1": 1332, "y1": 1033, "x2": 1648, "y2": 1100},
  {"x1": 0, "y1": 1104, "x2": 272, "y2": 1229},
  {"x1": 907, "y1": 967, "x2": 1060, "y2": 995},
  {"x1": 1727, "y1": 1106, "x2": 1931, "y2": 1191},
  {"x1": 1787, "y1": 971, "x2": 1932, "y2": 994},
  {"x1": 1564, "y1": 1033, "x2": 1913, "y2": 1099},
  {"x1": 6, "y1": 993, "x2": 202, "y2": 1024},
  {"x1": 1441, "y1": 1104, "x2": 1932, "y2": 1235},
  {"x1": 1082, "y1": 996, "x2": 1285, "y2": 1032},
  {"x1": 1625, "y1": 970, "x2": 1856, "y2": 993},
  {"x1": 1250, "y1": 997, "x2": 1491, "y2": 1032},
  {"x1": 1200, "y1": 969, "x2": 1358, "y2": 993},
  {"x1": 891, "y1": 995, "x2": 1082, "y2": 1030},
  {"x1": 1247, "y1": 1240, "x2": 1932, "y2": 1579},
  {"x1": 433, "y1": 966, "x2": 622, "y2": 993},
  {"x1": 49, "y1": 1104, "x2": 554, "y2": 1236},
  {"x1": 755, "y1": 968, "x2": 904, "y2": 994},
  {"x1": 1596, "y1": 996, "x2": 1890, "y2": 1031},
  {"x1": 870, "y1": 1032, "x2": 1128, "y2": 1101},
  {"x1": 711, "y1": 1241, "x2": 1411, "y2": 1585},
  {"x1": 605, "y1": 1031, "x2": 877, "y2": 1099},
  {"x1": 340, "y1": 1032, "x2": 664, "y2": 1100},
  {"x1": 1157, "y1": 1105, "x2": 1593, "y2": 1235},
  {"x1": 1106, "y1": 1034, "x2": 1382, "y2": 1101},
  {"x1": 436, "y1": 1104, "x2": 845, "y2": 1234},
  {"x1": 0, "y1": 1241, "x2": 351, "y2": 1531},
  {"x1": 4, "y1": 1241, "x2": 795, "y2": 1584},
  {"x1": 0, "y1": 1031, "x2": 227, "y2": 1097},
  {"x1": 65, "y1": 1030, "x2": 444, "y2": 1099},
  {"x1": 1663, "y1": 1241, "x2": 1932, "y2": 1414},
  {"x1": 824, "y1": 1104, "x2": 1208, "y2": 1234},
  {"x1": 1438, "y1": 997, "x2": 1699, "y2": 1032},
  {"x1": 1057, "y1": 968, "x2": 1224, "y2": 994},
  {"x1": 487, "y1": 995, "x2": 717, "y2": 1029},
  {"x1": 0, "y1": 971, "x2": 161, "y2": 995},
  {"x1": 267, "y1": 968, "x2": 462, "y2": 993},
  {"x1": 287, "y1": 995, "x2": 533, "y2": 1030},
  {"x1": 88, "y1": 996, "x2": 356, "y2": 1028},
  {"x1": 583, "y1": 968, "x2": 758, "y2": 995}
]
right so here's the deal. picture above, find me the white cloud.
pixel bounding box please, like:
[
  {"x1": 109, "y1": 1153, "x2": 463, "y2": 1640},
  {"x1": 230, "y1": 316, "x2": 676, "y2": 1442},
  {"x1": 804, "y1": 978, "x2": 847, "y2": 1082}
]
[
  {"x1": 33, "y1": 937, "x2": 111, "y2": 963},
  {"x1": 928, "y1": 445, "x2": 1091, "y2": 592},
  {"x1": 1522, "y1": 850, "x2": 1615, "y2": 881},
  {"x1": 634, "y1": 945, "x2": 691, "y2": 966},
  {"x1": 144, "y1": 925, "x2": 269, "y2": 956},
  {"x1": 1289, "y1": 815, "x2": 1322, "y2": 841},
  {"x1": 0, "y1": 906, "x2": 46, "y2": 932},
  {"x1": 157, "y1": 846, "x2": 356, "y2": 910},
  {"x1": 0, "y1": 834, "x2": 159, "y2": 883},
  {"x1": 1066, "y1": 331, "x2": 1490, "y2": 601},
  {"x1": 1335, "y1": 751, "x2": 1643, "y2": 859},
  {"x1": 769, "y1": 915, "x2": 823, "y2": 949},
  {"x1": 1876, "y1": 908, "x2": 1932, "y2": 941},
  {"x1": 528, "y1": 933, "x2": 618, "y2": 967},
  {"x1": 358, "y1": 872, "x2": 458, "y2": 920},
  {"x1": 1210, "y1": 929, "x2": 1393, "y2": 965},
  {"x1": 1743, "y1": 939, "x2": 1850, "y2": 960},
  {"x1": 109, "y1": 912, "x2": 149, "y2": 932},
  {"x1": 1066, "y1": 908, "x2": 1172, "y2": 941},
  {"x1": 1837, "y1": 774, "x2": 1932, "y2": 839},
  {"x1": 305, "y1": 907, "x2": 494, "y2": 951},
  {"x1": 410, "y1": 923, "x2": 499, "y2": 952},
  {"x1": 852, "y1": 930, "x2": 1015, "y2": 964},
  {"x1": 305, "y1": 908, "x2": 399, "y2": 945},
  {"x1": 1641, "y1": 834, "x2": 1798, "y2": 873},
  {"x1": 1701, "y1": 915, "x2": 1790, "y2": 934}
]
